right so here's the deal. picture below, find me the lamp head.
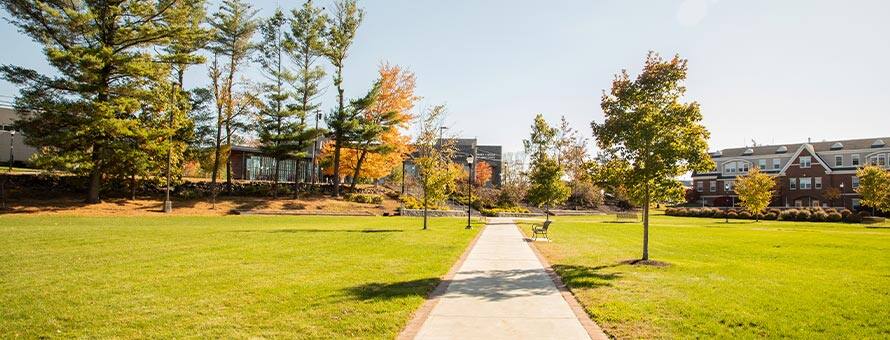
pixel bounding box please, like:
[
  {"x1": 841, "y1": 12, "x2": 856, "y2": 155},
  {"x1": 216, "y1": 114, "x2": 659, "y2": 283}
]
[{"x1": 466, "y1": 155, "x2": 474, "y2": 165}]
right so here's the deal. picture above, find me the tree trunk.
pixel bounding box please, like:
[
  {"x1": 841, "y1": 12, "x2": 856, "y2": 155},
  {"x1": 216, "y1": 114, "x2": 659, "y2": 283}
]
[
  {"x1": 332, "y1": 63, "x2": 344, "y2": 197},
  {"x1": 333, "y1": 140, "x2": 342, "y2": 197},
  {"x1": 642, "y1": 181, "x2": 650, "y2": 261},
  {"x1": 350, "y1": 149, "x2": 368, "y2": 190},
  {"x1": 225, "y1": 128, "x2": 232, "y2": 193},
  {"x1": 130, "y1": 173, "x2": 136, "y2": 200},
  {"x1": 86, "y1": 148, "x2": 101, "y2": 204}
]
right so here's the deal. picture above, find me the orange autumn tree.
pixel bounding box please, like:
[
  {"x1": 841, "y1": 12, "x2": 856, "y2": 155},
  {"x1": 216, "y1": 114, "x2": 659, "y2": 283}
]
[
  {"x1": 475, "y1": 161, "x2": 493, "y2": 187},
  {"x1": 322, "y1": 63, "x2": 418, "y2": 185}
]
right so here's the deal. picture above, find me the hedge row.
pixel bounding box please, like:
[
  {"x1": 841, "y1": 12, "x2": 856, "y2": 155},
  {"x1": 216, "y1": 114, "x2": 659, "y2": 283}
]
[
  {"x1": 665, "y1": 207, "x2": 868, "y2": 223},
  {"x1": 343, "y1": 193, "x2": 383, "y2": 204}
]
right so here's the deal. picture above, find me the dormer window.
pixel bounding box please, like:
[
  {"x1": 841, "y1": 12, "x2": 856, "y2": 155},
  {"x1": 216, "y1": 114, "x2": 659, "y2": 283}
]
[
  {"x1": 873, "y1": 139, "x2": 886, "y2": 148},
  {"x1": 743, "y1": 148, "x2": 753, "y2": 155},
  {"x1": 711, "y1": 150, "x2": 723, "y2": 158},
  {"x1": 776, "y1": 146, "x2": 788, "y2": 153},
  {"x1": 830, "y1": 142, "x2": 844, "y2": 150}
]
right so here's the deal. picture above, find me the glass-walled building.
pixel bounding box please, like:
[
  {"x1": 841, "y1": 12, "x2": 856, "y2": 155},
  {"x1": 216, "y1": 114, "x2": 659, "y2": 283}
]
[{"x1": 230, "y1": 145, "x2": 319, "y2": 183}]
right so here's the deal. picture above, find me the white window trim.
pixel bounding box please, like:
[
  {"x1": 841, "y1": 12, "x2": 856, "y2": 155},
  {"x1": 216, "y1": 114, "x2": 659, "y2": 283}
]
[
  {"x1": 790, "y1": 178, "x2": 797, "y2": 190},
  {"x1": 800, "y1": 156, "x2": 812, "y2": 169},
  {"x1": 852, "y1": 154, "x2": 860, "y2": 166},
  {"x1": 815, "y1": 177, "x2": 822, "y2": 189},
  {"x1": 835, "y1": 155, "x2": 843, "y2": 167}
]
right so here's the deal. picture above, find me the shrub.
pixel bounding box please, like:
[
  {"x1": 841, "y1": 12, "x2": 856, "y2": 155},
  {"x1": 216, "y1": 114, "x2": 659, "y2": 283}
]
[
  {"x1": 345, "y1": 193, "x2": 383, "y2": 204},
  {"x1": 665, "y1": 208, "x2": 678, "y2": 216},
  {"x1": 839, "y1": 209, "x2": 853, "y2": 219},
  {"x1": 860, "y1": 211, "x2": 872, "y2": 218},
  {"x1": 400, "y1": 195, "x2": 423, "y2": 209},
  {"x1": 846, "y1": 213, "x2": 863, "y2": 223},
  {"x1": 811, "y1": 211, "x2": 828, "y2": 222},
  {"x1": 738, "y1": 211, "x2": 753, "y2": 219},
  {"x1": 568, "y1": 181, "x2": 604, "y2": 209},
  {"x1": 796, "y1": 210, "x2": 811, "y2": 221},
  {"x1": 676, "y1": 208, "x2": 689, "y2": 217},
  {"x1": 827, "y1": 212, "x2": 843, "y2": 222},
  {"x1": 481, "y1": 206, "x2": 532, "y2": 217},
  {"x1": 779, "y1": 209, "x2": 797, "y2": 221},
  {"x1": 726, "y1": 211, "x2": 738, "y2": 219},
  {"x1": 763, "y1": 212, "x2": 778, "y2": 220}
]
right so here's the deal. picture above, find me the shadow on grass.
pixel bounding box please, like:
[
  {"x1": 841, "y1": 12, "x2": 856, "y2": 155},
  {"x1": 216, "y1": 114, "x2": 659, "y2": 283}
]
[
  {"x1": 233, "y1": 228, "x2": 404, "y2": 233},
  {"x1": 552, "y1": 263, "x2": 628, "y2": 289},
  {"x1": 345, "y1": 278, "x2": 442, "y2": 300},
  {"x1": 346, "y1": 269, "x2": 566, "y2": 302}
]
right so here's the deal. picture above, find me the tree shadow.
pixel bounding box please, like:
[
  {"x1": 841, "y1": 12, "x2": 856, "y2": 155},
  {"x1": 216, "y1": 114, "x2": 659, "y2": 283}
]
[
  {"x1": 551, "y1": 263, "x2": 625, "y2": 289},
  {"x1": 232, "y1": 228, "x2": 404, "y2": 234},
  {"x1": 345, "y1": 278, "x2": 442, "y2": 300},
  {"x1": 345, "y1": 268, "x2": 568, "y2": 302}
]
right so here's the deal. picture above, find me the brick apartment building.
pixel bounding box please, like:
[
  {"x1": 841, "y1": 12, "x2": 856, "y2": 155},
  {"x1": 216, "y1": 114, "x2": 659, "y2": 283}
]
[{"x1": 692, "y1": 137, "x2": 890, "y2": 210}]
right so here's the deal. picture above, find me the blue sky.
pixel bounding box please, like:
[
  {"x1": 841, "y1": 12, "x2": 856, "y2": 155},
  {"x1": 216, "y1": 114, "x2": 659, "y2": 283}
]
[{"x1": 2, "y1": 0, "x2": 888, "y2": 154}]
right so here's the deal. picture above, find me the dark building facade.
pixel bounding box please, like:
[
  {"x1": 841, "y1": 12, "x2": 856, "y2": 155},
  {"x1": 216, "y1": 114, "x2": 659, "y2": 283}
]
[
  {"x1": 692, "y1": 137, "x2": 890, "y2": 210},
  {"x1": 449, "y1": 138, "x2": 503, "y2": 187},
  {"x1": 229, "y1": 145, "x2": 320, "y2": 183}
]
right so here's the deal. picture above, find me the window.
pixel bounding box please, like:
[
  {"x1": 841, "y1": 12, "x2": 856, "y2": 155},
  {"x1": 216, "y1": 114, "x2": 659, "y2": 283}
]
[
  {"x1": 852, "y1": 198, "x2": 861, "y2": 209},
  {"x1": 790, "y1": 178, "x2": 797, "y2": 190},
  {"x1": 835, "y1": 155, "x2": 843, "y2": 167},
  {"x1": 710, "y1": 181, "x2": 717, "y2": 192},
  {"x1": 814, "y1": 177, "x2": 822, "y2": 189},
  {"x1": 799, "y1": 177, "x2": 812, "y2": 190},
  {"x1": 799, "y1": 156, "x2": 812, "y2": 168},
  {"x1": 773, "y1": 158, "x2": 781, "y2": 169},
  {"x1": 740, "y1": 162, "x2": 749, "y2": 173},
  {"x1": 852, "y1": 154, "x2": 860, "y2": 166},
  {"x1": 726, "y1": 162, "x2": 736, "y2": 174},
  {"x1": 879, "y1": 154, "x2": 887, "y2": 166},
  {"x1": 794, "y1": 200, "x2": 802, "y2": 207},
  {"x1": 725, "y1": 180, "x2": 734, "y2": 192},
  {"x1": 696, "y1": 181, "x2": 703, "y2": 192},
  {"x1": 852, "y1": 176, "x2": 859, "y2": 189},
  {"x1": 759, "y1": 159, "x2": 767, "y2": 169},
  {"x1": 812, "y1": 200, "x2": 820, "y2": 207}
]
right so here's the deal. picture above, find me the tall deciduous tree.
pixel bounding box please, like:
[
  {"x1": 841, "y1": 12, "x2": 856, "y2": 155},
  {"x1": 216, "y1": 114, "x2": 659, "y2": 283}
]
[
  {"x1": 555, "y1": 116, "x2": 589, "y2": 182},
  {"x1": 413, "y1": 105, "x2": 460, "y2": 230},
  {"x1": 592, "y1": 52, "x2": 713, "y2": 261},
  {"x1": 209, "y1": 0, "x2": 259, "y2": 193},
  {"x1": 0, "y1": 0, "x2": 196, "y2": 203},
  {"x1": 475, "y1": 161, "x2": 493, "y2": 187},
  {"x1": 856, "y1": 165, "x2": 890, "y2": 212},
  {"x1": 323, "y1": 0, "x2": 364, "y2": 197},
  {"x1": 734, "y1": 168, "x2": 775, "y2": 221},
  {"x1": 524, "y1": 114, "x2": 570, "y2": 220}
]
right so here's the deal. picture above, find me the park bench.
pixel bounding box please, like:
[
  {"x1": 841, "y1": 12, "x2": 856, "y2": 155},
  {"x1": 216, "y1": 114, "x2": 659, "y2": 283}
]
[
  {"x1": 616, "y1": 211, "x2": 639, "y2": 222},
  {"x1": 531, "y1": 220, "x2": 552, "y2": 241}
]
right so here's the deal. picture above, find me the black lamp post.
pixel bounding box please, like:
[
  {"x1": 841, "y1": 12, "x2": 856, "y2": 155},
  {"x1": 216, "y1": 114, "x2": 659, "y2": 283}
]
[{"x1": 466, "y1": 155, "x2": 474, "y2": 229}]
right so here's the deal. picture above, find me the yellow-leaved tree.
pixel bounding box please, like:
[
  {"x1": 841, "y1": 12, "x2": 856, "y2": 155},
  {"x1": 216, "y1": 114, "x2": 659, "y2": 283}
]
[{"x1": 733, "y1": 168, "x2": 776, "y2": 221}]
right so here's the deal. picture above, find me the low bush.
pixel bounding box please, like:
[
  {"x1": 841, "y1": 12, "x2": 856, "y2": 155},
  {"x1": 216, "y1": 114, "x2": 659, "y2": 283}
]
[
  {"x1": 779, "y1": 209, "x2": 797, "y2": 221},
  {"x1": 344, "y1": 193, "x2": 383, "y2": 204},
  {"x1": 726, "y1": 211, "x2": 738, "y2": 219},
  {"x1": 738, "y1": 211, "x2": 753, "y2": 219},
  {"x1": 763, "y1": 212, "x2": 778, "y2": 220},
  {"x1": 812, "y1": 211, "x2": 829, "y2": 222},
  {"x1": 480, "y1": 207, "x2": 531, "y2": 217},
  {"x1": 827, "y1": 212, "x2": 843, "y2": 222},
  {"x1": 400, "y1": 195, "x2": 423, "y2": 209},
  {"x1": 796, "y1": 210, "x2": 812, "y2": 221}
]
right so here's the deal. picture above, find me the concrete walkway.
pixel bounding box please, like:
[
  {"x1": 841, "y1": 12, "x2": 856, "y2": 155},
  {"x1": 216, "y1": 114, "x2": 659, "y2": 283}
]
[{"x1": 412, "y1": 218, "x2": 604, "y2": 340}]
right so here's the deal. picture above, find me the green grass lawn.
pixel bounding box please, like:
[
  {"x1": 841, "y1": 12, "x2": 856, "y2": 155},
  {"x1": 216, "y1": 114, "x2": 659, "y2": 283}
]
[
  {"x1": 0, "y1": 215, "x2": 481, "y2": 338},
  {"x1": 521, "y1": 214, "x2": 890, "y2": 339}
]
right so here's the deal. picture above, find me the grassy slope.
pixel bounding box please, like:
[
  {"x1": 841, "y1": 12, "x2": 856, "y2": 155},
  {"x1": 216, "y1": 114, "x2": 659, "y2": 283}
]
[
  {"x1": 0, "y1": 216, "x2": 480, "y2": 338},
  {"x1": 521, "y1": 215, "x2": 890, "y2": 339}
]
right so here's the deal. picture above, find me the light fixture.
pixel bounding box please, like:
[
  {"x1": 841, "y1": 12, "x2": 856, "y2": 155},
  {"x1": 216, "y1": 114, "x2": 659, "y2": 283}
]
[{"x1": 466, "y1": 155, "x2": 474, "y2": 165}]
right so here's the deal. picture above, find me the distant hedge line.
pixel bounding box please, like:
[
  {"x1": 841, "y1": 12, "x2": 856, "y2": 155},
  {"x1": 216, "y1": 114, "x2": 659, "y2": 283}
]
[{"x1": 665, "y1": 207, "x2": 870, "y2": 223}]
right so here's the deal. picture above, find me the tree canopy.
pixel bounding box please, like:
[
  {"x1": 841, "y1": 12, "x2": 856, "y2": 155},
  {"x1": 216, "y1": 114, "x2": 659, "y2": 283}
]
[
  {"x1": 592, "y1": 52, "x2": 713, "y2": 261},
  {"x1": 734, "y1": 168, "x2": 775, "y2": 220}
]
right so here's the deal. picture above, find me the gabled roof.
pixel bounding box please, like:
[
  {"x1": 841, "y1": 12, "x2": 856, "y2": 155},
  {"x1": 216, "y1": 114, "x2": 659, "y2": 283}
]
[{"x1": 778, "y1": 144, "x2": 832, "y2": 175}]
